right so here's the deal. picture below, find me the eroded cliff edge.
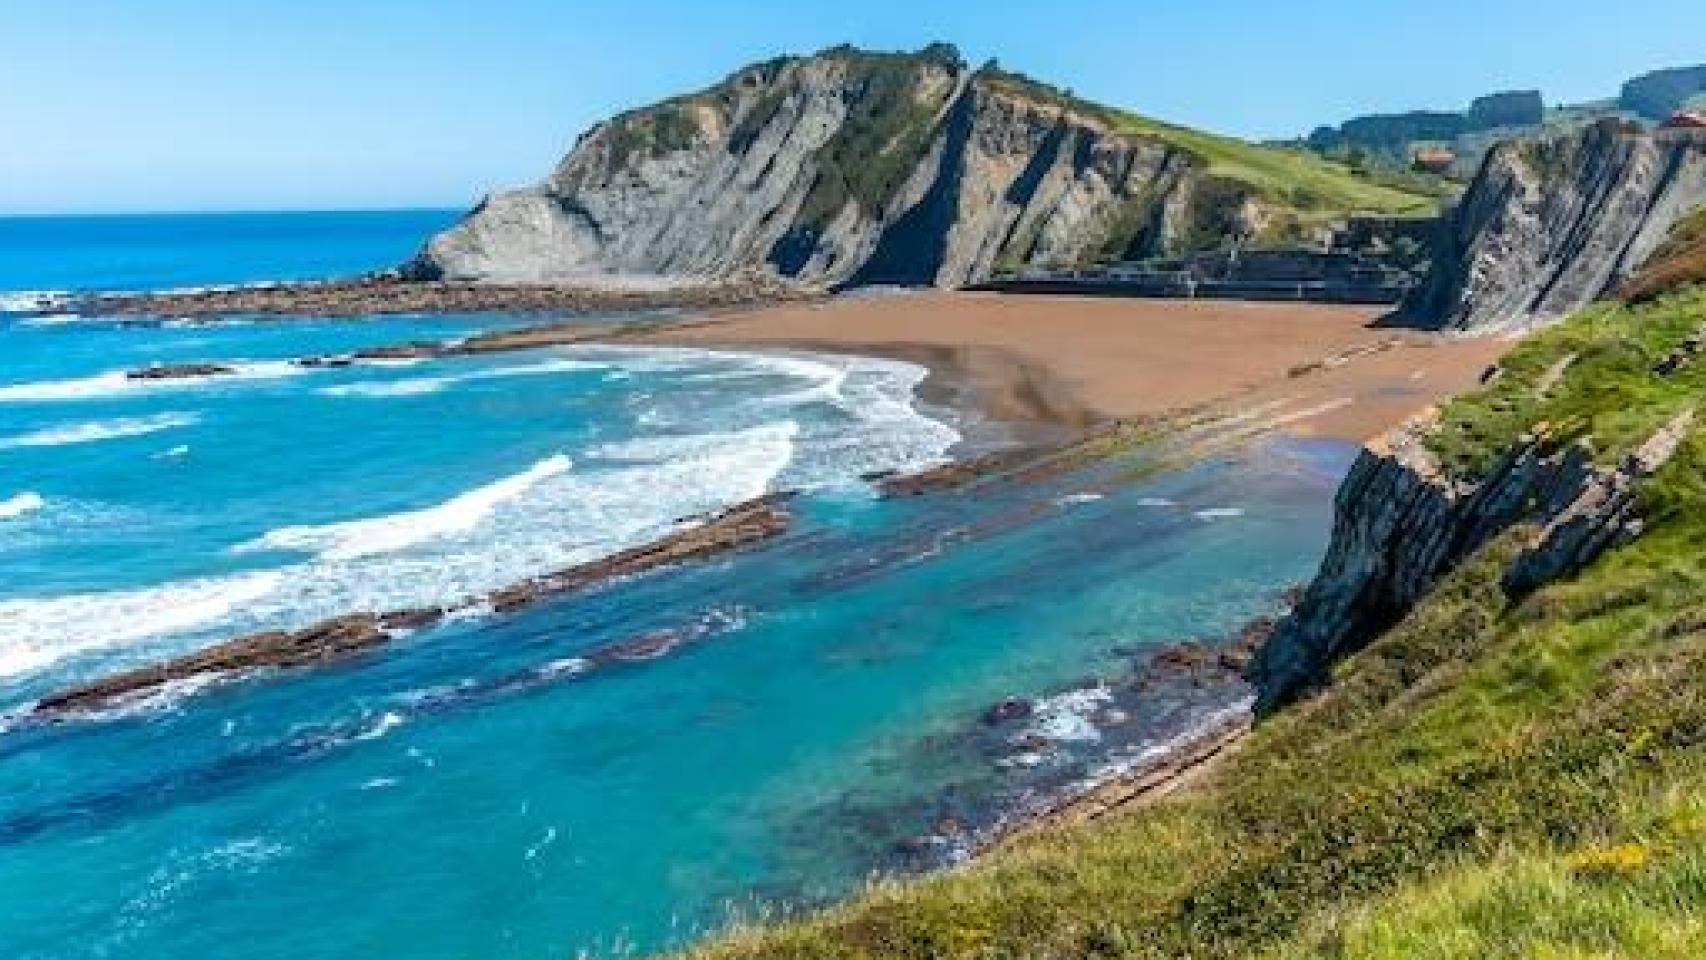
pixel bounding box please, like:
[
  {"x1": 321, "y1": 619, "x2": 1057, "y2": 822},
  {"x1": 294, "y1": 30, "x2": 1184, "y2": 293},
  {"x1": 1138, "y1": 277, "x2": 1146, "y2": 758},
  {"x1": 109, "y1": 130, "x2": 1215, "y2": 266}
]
[
  {"x1": 1405, "y1": 119, "x2": 1706, "y2": 332},
  {"x1": 1252, "y1": 310, "x2": 1702, "y2": 711},
  {"x1": 405, "y1": 45, "x2": 1427, "y2": 288}
]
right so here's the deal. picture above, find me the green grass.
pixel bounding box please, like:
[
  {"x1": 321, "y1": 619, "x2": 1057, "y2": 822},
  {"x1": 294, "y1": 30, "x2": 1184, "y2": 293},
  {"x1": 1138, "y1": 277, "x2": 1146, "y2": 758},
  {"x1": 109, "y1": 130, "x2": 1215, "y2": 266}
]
[
  {"x1": 977, "y1": 67, "x2": 1441, "y2": 224},
  {"x1": 1107, "y1": 111, "x2": 1443, "y2": 218},
  {"x1": 1426, "y1": 285, "x2": 1706, "y2": 480},
  {"x1": 681, "y1": 287, "x2": 1706, "y2": 959}
]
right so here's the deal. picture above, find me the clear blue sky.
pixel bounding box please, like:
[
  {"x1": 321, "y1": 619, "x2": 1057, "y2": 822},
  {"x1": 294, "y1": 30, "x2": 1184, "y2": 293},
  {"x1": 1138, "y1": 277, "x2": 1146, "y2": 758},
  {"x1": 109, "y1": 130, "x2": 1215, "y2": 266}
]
[{"x1": 6, "y1": 0, "x2": 1705, "y2": 214}]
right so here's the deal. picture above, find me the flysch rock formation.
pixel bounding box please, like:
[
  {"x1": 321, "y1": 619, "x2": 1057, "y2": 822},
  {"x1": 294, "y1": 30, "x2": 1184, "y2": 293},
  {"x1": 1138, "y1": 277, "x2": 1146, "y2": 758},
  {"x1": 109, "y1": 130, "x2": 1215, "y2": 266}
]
[
  {"x1": 1406, "y1": 119, "x2": 1706, "y2": 332},
  {"x1": 404, "y1": 45, "x2": 1289, "y2": 289},
  {"x1": 1250, "y1": 406, "x2": 1695, "y2": 712}
]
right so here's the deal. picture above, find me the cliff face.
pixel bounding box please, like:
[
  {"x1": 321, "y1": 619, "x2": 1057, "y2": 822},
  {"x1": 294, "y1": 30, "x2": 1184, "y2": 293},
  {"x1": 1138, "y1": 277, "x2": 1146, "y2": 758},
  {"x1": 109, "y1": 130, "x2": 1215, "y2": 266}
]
[
  {"x1": 1251, "y1": 405, "x2": 1694, "y2": 712},
  {"x1": 406, "y1": 46, "x2": 1330, "y2": 288},
  {"x1": 1406, "y1": 120, "x2": 1706, "y2": 332}
]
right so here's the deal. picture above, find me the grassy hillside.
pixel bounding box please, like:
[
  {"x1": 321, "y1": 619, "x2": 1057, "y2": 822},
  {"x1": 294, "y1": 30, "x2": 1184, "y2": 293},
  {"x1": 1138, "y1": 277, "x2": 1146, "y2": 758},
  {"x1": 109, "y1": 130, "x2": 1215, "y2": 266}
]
[
  {"x1": 978, "y1": 67, "x2": 1444, "y2": 224},
  {"x1": 1107, "y1": 111, "x2": 1445, "y2": 217},
  {"x1": 684, "y1": 284, "x2": 1706, "y2": 959}
]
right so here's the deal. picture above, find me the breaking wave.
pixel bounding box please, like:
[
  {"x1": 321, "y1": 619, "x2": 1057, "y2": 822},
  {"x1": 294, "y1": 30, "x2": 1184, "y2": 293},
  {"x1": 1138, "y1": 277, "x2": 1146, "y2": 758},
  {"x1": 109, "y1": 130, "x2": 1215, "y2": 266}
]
[
  {"x1": 0, "y1": 412, "x2": 199, "y2": 450},
  {"x1": 0, "y1": 345, "x2": 957, "y2": 691},
  {"x1": 0, "y1": 492, "x2": 45, "y2": 521},
  {"x1": 316, "y1": 358, "x2": 608, "y2": 398},
  {"x1": 236, "y1": 454, "x2": 574, "y2": 561},
  {"x1": 0, "y1": 422, "x2": 796, "y2": 683},
  {"x1": 0, "y1": 362, "x2": 304, "y2": 403}
]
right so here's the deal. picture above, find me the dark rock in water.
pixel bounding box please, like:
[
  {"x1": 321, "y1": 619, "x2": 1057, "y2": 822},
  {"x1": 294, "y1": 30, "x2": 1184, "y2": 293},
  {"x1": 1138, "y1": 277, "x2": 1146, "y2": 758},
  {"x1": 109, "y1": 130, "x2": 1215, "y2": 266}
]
[
  {"x1": 296, "y1": 355, "x2": 356, "y2": 369},
  {"x1": 37, "y1": 615, "x2": 388, "y2": 715},
  {"x1": 71, "y1": 275, "x2": 816, "y2": 321},
  {"x1": 983, "y1": 697, "x2": 1035, "y2": 725},
  {"x1": 1150, "y1": 642, "x2": 1218, "y2": 672},
  {"x1": 486, "y1": 497, "x2": 791, "y2": 614},
  {"x1": 1011, "y1": 733, "x2": 1052, "y2": 753},
  {"x1": 352, "y1": 342, "x2": 441, "y2": 361},
  {"x1": 32, "y1": 496, "x2": 793, "y2": 719},
  {"x1": 125, "y1": 362, "x2": 236, "y2": 381},
  {"x1": 931, "y1": 812, "x2": 968, "y2": 837},
  {"x1": 380, "y1": 607, "x2": 447, "y2": 632},
  {"x1": 586, "y1": 630, "x2": 683, "y2": 665}
]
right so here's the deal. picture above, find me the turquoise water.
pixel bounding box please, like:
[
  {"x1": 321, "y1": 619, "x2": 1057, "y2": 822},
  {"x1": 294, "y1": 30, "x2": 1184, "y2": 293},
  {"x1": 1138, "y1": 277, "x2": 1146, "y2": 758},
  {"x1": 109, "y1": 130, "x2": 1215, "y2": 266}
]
[
  {"x1": 0, "y1": 214, "x2": 1351, "y2": 959},
  {"x1": 0, "y1": 209, "x2": 460, "y2": 300}
]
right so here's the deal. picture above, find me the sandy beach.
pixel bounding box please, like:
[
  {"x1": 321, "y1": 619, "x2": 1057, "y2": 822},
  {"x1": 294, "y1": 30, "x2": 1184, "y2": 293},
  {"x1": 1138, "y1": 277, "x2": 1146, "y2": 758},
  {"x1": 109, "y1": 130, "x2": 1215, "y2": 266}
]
[{"x1": 641, "y1": 291, "x2": 1512, "y2": 443}]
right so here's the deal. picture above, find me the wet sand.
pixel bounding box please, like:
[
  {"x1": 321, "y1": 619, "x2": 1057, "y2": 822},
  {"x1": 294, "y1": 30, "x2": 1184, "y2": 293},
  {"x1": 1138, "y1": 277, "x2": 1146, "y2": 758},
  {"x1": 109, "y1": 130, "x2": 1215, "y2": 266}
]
[{"x1": 639, "y1": 292, "x2": 1512, "y2": 443}]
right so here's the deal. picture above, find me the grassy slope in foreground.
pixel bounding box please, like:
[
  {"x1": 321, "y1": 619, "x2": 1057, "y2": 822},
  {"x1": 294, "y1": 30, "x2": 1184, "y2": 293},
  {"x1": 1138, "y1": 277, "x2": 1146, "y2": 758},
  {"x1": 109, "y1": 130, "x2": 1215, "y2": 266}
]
[{"x1": 686, "y1": 285, "x2": 1706, "y2": 959}]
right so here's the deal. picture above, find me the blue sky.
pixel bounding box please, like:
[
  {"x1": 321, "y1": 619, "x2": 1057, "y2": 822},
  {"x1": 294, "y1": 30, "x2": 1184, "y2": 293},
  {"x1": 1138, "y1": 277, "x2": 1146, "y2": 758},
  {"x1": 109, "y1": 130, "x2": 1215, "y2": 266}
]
[{"x1": 6, "y1": 0, "x2": 1706, "y2": 214}]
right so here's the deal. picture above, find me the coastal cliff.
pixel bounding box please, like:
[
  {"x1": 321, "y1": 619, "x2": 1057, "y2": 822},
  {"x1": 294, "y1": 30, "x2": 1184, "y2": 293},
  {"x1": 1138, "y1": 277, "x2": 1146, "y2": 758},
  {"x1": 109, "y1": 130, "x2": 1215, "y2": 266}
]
[
  {"x1": 1406, "y1": 119, "x2": 1706, "y2": 331},
  {"x1": 405, "y1": 45, "x2": 1431, "y2": 287},
  {"x1": 1250, "y1": 404, "x2": 1693, "y2": 711}
]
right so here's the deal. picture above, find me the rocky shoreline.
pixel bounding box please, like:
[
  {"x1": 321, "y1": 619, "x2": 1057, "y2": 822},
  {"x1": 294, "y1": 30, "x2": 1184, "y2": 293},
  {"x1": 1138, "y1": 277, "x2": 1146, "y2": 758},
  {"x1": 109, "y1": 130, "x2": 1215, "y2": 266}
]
[
  {"x1": 62, "y1": 273, "x2": 819, "y2": 321},
  {"x1": 848, "y1": 610, "x2": 1287, "y2": 872},
  {"x1": 32, "y1": 496, "x2": 793, "y2": 718}
]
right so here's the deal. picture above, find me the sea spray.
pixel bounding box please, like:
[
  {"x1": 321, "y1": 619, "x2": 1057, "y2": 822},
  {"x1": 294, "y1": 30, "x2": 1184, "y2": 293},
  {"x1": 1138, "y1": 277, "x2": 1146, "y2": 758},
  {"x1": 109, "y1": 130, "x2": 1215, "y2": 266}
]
[{"x1": 0, "y1": 412, "x2": 199, "y2": 450}]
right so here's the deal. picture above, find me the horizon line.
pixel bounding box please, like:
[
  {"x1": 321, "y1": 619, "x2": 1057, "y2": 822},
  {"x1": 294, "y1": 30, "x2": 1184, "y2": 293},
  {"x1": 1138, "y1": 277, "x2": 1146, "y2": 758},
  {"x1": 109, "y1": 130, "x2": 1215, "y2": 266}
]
[{"x1": 0, "y1": 204, "x2": 472, "y2": 220}]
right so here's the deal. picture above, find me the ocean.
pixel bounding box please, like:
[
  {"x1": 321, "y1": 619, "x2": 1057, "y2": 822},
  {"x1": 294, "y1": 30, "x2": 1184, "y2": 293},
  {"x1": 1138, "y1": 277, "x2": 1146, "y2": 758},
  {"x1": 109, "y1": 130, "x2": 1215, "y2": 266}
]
[{"x1": 0, "y1": 211, "x2": 1349, "y2": 959}]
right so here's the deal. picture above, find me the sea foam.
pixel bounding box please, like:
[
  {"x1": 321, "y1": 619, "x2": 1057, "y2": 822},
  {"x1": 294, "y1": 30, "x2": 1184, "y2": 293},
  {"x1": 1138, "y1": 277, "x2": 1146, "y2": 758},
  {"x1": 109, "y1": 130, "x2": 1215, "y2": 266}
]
[
  {"x1": 0, "y1": 492, "x2": 45, "y2": 521},
  {"x1": 0, "y1": 422, "x2": 796, "y2": 683},
  {"x1": 0, "y1": 362, "x2": 303, "y2": 403},
  {"x1": 237, "y1": 454, "x2": 575, "y2": 561},
  {"x1": 0, "y1": 347, "x2": 953, "y2": 690},
  {"x1": 0, "y1": 412, "x2": 199, "y2": 450},
  {"x1": 0, "y1": 290, "x2": 69, "y2": 314},
  {"x1": 317, "y1": 357, "x2": 607, "y2": 398}
]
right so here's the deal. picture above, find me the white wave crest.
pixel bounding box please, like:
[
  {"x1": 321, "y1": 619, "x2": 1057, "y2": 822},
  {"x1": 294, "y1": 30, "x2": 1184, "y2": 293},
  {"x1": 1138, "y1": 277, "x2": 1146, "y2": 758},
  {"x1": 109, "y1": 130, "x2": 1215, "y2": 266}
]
[
  {"x1": 1016, "y1": 685, "x2": 1116, "y2": 744},
  {"x1": 0, "y1": 422, "x2": 796, "y2": 682},
  {"x1": 0, "y1": 361, "x2": 304, "y2": 403},
  {"x1": 317, "y1": 357, "x2": 607, "y2": 399},
  {"x1": 0, "y1": 412, "x2": 199, "y2": 450},
  {"x1": 0, "y1": 570, "x2": 284, "y2": 678},
  {"x1": 0, "y1": 345, "x2": 960, "y2": 688},
  {"x1": 237, "y1": 454, "x2": 574, "y2": 561},
  {"x1": 0, "y1": 491, "x2": 45, "y2": 520},
  {"x1": 0, "y1": 290, "x2": 69, "y2": 314},
  {"x1": 18, "y1": 313, "x2": 86, "y2": 327}
]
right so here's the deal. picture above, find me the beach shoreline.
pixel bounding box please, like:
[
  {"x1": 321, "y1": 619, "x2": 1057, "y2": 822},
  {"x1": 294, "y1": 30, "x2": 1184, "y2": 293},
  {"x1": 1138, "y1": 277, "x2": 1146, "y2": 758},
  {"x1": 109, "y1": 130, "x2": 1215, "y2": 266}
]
[
  {"x1": 632, "y1": 291, "x2": 1512, "y2": 445},
  {"x1": 618, "y1": 291, "x2": 1513, "y2": 847},
  {"x1": 17, "y1": 290, "x2": 1516, "y2": 888}
]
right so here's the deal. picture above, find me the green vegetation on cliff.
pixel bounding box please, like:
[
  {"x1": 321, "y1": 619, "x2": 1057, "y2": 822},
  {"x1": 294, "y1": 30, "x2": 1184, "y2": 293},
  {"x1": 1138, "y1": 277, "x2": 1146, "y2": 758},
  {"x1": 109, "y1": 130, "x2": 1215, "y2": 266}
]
[
  {"x1": 793, "y1": 45, "x2": 963, "y2": 230},
  {"x1": 980, "y1": 66, "x2": 1442, "y2": 225},
  {"x1": 1106, "y1": 111, "x2": 1444, "y2": 218},
  {"x1": 685, "y1": 285, "x2": 1706, "y2": 959}
]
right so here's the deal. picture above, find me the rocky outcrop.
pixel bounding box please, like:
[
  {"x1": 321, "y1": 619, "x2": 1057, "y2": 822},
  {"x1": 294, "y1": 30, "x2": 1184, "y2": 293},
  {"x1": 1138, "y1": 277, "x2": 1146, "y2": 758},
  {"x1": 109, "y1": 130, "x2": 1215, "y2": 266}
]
[
  {"x1": 1405, "y1": 120, "x2": 1706, "y2": 332},
  {"x1": 1250, "y1": 407, "x2": 1693, "y2": 712},
  {"x1": 125, "y1": 362, "x2": 237, "y2": 381},
  {"x1": 34, "y1": 496, "x2": 792, "y2": 717},
  {"x1": 405, "y1": 45, "x2": 1300, "y2": 289},
  {"x1": 75, "y1": 273, "x2": 815, "y2": 320}
]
